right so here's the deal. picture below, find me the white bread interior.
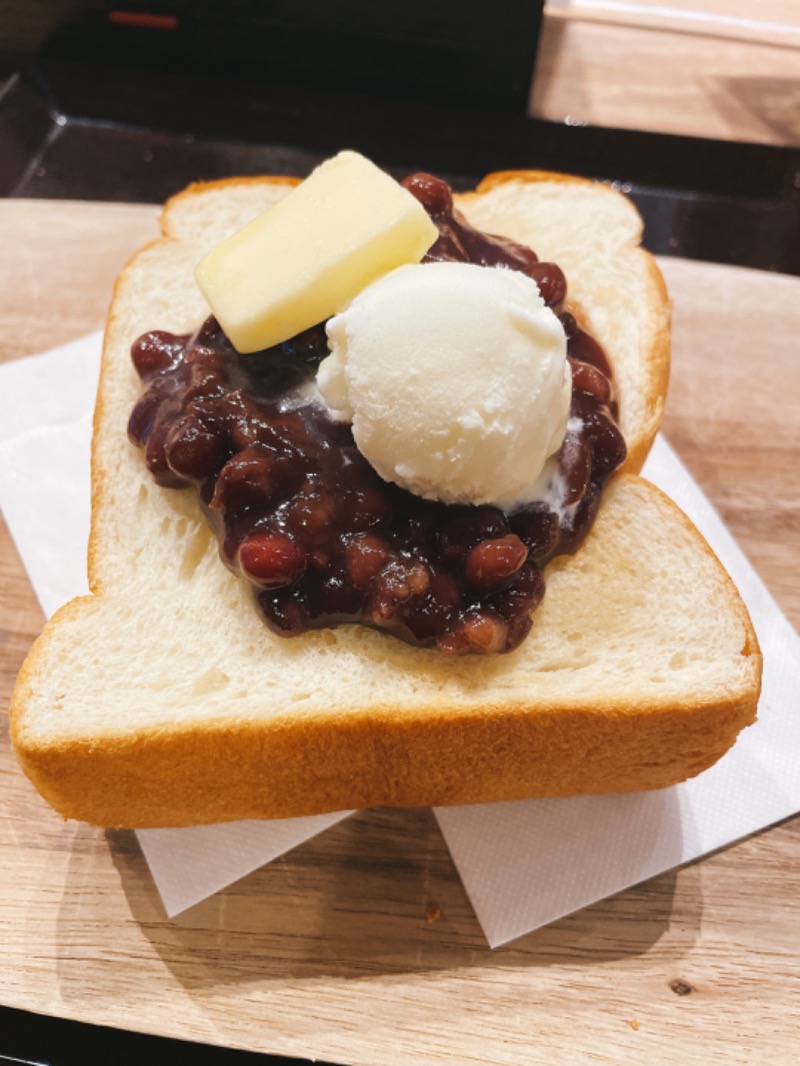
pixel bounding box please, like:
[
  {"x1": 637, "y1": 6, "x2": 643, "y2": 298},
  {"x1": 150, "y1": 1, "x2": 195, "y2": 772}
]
[{"x1": 10, "y1": 172, "x2": 760, "y2": 828}]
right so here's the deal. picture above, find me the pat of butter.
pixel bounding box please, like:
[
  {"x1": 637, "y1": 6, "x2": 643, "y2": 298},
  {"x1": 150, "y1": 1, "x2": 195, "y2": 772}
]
[{"x1": 195, "y1": 151, "x2": 439, "y2": 354}]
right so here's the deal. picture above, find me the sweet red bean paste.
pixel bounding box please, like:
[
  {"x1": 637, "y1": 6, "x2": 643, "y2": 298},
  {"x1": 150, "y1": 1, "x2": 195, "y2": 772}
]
[{"x1": 129, "y1": 174, "x2": 626, "y2": 654}]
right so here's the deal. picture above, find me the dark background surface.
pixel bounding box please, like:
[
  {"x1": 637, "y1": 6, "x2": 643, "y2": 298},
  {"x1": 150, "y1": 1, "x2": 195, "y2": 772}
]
[
  {"x1": 0, "y1": 1003, "x2": 332, "y2": 1065},
  {"x1": 1, "y1": 0, "x2": 799, "y2": 267},
  {"x1": 3, "y1": 63, "x2": 800, "y2": 277},
  {"x1": 2, "y1": 2, "x2": 799, "y2": 1062}
]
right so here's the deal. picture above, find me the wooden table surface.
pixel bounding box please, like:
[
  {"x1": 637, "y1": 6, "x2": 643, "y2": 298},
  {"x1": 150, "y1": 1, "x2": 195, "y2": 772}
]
[
  {"x1": 0, "y1": 199, "x2": 798, "y2": 1064},
  {"x1": 534, "y1": 1, "x2": 800, "y2": 146}
]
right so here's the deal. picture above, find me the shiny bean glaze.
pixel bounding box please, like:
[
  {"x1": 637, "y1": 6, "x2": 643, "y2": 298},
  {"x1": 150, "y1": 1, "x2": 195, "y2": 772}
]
[{"x1": 128, "y1": 174, "x2": 626, "y2": 654}]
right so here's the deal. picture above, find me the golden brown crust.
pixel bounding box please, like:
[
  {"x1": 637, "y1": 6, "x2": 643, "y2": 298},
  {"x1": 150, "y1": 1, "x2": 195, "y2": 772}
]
[
  {"x1": 622, "y1": 251, "x2": 671, "y2": 473},
  {"x1": 165, "y1": 173, "x2": 302, "y2": 203},
  {"x1": 88, "y1": 302, "x2": 127, "y2": 596},
  {"x1": 476, "y1": 169, "x2": 609, "y2": 194},
  {"x1": 16, "y1": 687, "x2": 757, "y2": 829}
]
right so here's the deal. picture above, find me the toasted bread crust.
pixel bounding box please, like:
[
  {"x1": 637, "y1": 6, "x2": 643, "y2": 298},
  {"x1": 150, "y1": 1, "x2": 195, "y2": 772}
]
[
  {"x1": 15, "y1": 687, "x2": 757, "y2": 829},
  {"x1": 11, "y1": 482, "x2": 761, "y2": 828},
  {"x1": 9, "y1": 170, "x2": 760, "y2": 828}
]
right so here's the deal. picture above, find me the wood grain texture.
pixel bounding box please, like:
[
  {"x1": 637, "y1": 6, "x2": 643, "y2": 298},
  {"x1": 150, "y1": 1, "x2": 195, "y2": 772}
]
[
  {"x1": 534, "y1": 2, "x2": 800, "y2": 145},
  {"x1": 1, "y1": 200, "x2": 799, "y2": 1064}
]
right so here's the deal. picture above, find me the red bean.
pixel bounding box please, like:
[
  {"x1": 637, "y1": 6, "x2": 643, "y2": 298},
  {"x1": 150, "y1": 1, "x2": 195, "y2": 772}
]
[
  {"x1": 345, "y1": 534, "x2": 392, "y2": 590},
  {"x1": 465, "y1": 535, "x2": 528, "y2": 592},
  {"x1": 239, "y1": 532, "x2": 305, "y2": 588}
]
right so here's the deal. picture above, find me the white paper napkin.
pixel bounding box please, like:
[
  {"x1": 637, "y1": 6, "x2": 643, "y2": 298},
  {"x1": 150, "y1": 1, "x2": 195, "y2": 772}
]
[
  {"x1": 1, "y1": 334, "x2": 798, "y2": 946},
  {"x1": 0, "y1": 332, "x2": 100, "y2": 618}
]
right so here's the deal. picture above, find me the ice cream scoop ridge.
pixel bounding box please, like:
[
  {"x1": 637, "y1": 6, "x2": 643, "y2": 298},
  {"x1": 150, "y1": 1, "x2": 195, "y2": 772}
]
[{"x1": 317, "y1": 261, "x2": 572, "y2": 508}]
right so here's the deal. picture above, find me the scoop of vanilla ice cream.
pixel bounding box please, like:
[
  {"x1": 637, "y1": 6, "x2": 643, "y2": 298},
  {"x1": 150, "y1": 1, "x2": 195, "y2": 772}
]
[{"x1": 317, "y1": 261, "x2": 571, "y2": 508}]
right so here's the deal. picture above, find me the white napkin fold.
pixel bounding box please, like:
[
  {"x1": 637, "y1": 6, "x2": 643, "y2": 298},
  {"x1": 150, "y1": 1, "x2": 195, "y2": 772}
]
[{"x1": 1, "y1": 335, "x2": 798, "y2": 947}]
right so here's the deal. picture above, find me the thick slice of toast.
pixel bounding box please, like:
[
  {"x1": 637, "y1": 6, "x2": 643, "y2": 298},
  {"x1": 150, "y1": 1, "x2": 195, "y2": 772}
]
[{"x1": 9, "y1": 173, "x2": 760, "y2": 828}]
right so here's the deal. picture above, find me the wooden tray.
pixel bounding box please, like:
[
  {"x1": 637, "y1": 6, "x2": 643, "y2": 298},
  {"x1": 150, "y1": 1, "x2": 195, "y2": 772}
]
[{"x1": 1, "y1": 199, "x2": 798, "y2": 1064}]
